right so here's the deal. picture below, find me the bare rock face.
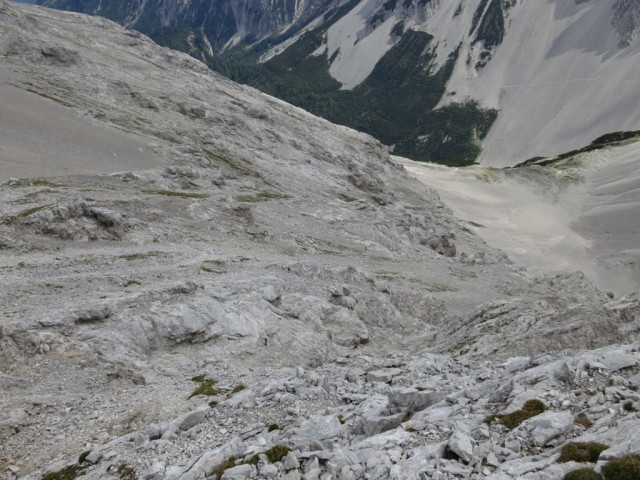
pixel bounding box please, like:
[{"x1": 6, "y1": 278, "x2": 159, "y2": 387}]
[{"x1": 1, "y1": 3, "x2": 640, "y2": 480}]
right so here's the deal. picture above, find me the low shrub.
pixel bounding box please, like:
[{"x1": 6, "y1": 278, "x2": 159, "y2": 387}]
[
  {"x1": 563, "y1": 468, "x2": 602, "y2": 480},
  {"x1": 558, "y1": 442, "x2": 609, "y2": 463},
  {"x1": 264, "y1": 445, "x2": 291, "y2": 463},
  {"x1": 601, "y1": 454, "x2": 640, "y2": 480},
  {"x1": 497, "y1": 399, "x2": 546, "y2": 429}
]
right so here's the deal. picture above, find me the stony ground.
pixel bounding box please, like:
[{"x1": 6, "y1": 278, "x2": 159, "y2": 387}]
[{"x1": 0, "y1": 2, "x2": 639, "y2": 479}]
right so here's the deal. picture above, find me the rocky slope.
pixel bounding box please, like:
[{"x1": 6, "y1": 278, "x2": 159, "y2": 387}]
[{"x1": 0, "y1": 2, "x2": 639, "y2": 480}]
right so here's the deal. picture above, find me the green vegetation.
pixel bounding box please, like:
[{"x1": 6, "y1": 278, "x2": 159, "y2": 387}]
[
  {"x1": 0, "y1": 241, "x2": 11, "y2": 250},
  {"x1": 487, "y1": 399, "x2": 546, "y2": 429},
  {"x1": 234, "y1": 192, "x2": 289, "y2": 202},
  {"x1": 123, "y1": 280, "x2": 141, "y2": 287},
  {"x1": 601, "y1": 454, "x2": 640, "y2": 480},
  {"x1": 564, "y1": 468, "x2": 603, "y2": 480},
  {"x1": 189, "y1": 375, "x2": 219, "y2": 399},
  {"x1": 474, "y1": 0, "x2": 505, "y2": 49},
  {"x1": 267, "y1": 423, "x2": 281, "y2": 432},
  {"x1": 558, "y1": 442, "x2": 609, "y2": 463},
  {"x1": 563, "y1": 454, "x2": 640, "y2": 480},
  {"x1": 78, "y1": 451, "x2": 91, "y2": 464},
  {"x1": 516, "y1": 130, "x2": 640, "y2": 168},
  {"x1": 264, "y1": 445, "x2": 291, "y2": 463},
  {"x1": 470, "y1": 0, "x2": 490, "y2": 34},
  {"x1": 119, "y1": 251, "x2": 163, "y2": 261},
  {"x1": 41, "y1": 464, "x2": 86, "y2": 480},
  {"x1": 143, "y1": 189, "x2": 209, "y2": 199},
  {"x1": 232, "y1": 384, "x2": 247, "y2": 394},
  {"x1": 622, "y1": 401, "x2": 635, "y2": 412},
  {"x1": 2, "y1": 204, "x2": 52, "y2": 224},
  {"x1": 214, "y1": 456, "x2": 238, "y2": 480},
  {"x1": 205, "y1": 15, "x2": 495, "y2": 165},
  {"x1": 117, "y1": 463, "x2": 137, "y2": 480}
]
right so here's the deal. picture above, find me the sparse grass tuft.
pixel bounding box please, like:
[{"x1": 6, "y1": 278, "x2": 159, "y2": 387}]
[
  {"x1": 496, "y1": 399, "x2": 545, "y2": 430},
  {"x1": 563, "y1": 468, "x2": 602, "y2": 480},
  {"x1": 0, "y1": 241, "x2": 11, "y2": 250},
  {"x1": 264, "y1": 445, "x2": 291, "y2": 463},
  {"x1": 214, "y1": 456, "x2": 237, "y2": 480},
  {"x1": 234, "y1": 192, "x2": 289, "y2": 203},
  {"x1": 2, "y1": 204, "x2": 52, "y2": 224},
  {"x1": 117, "y1": 463, "x2": 136, "y2": 480},
  {"x1": 189, "y1": 376, "x2": 219, "y2": 399},
  {"x1": 143, "y1": 189, "x2": 209, "y2": 199},
  {"x1": 41, "y1": 464, "x2": 86, "y2": 480},
  {"x1": 622, "y1": 401, "x2": 635, "y2": 412},
  {"x1": 267, "y1": 423, "x2": 280, "y2": 432},
  {"x1": 232, "y1": 384, "x2": 247, "y2": 394},
  {"x1": 119, "y1": 251, "x2": 163, "y2": 261},
  {"x1": 601, "y1": 453, "x2": 640, "y2": 480},
  {"x1": 558, "y1": 442, "x2": 609, "y2": 464},
  {"x1": 78, "y1": 451, "x2": 91, "y2": 464},
  {"x1": 123, "y1": 280, "x2": 141, "y2": 287}
]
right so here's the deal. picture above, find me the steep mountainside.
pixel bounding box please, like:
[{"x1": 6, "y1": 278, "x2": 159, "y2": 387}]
[
  {"x1": 39, "y1": 0, "x2": 640, "y2": 166},
  {"x1": 1, "y1": 2, "x2": 640, "y2": 479}
]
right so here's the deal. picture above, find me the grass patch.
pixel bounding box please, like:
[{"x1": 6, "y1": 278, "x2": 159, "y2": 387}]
[
  {"x1": 563, "y1": 468, "x2": 602, "y2": 480},
  {"x1": 119, "y1": 251, "x2": 163, "y2": 261},
  {"x1": 493, "y1": 399, "x2": 546, "y2": 430},
  {"x1": 234, "y1": 192, "x2": 289, "y2": 203},
  {"x1": 232, "y1": 384, "x2": 247, "y2": 394},
  {"x1": 267, "y1": 423, "x2": 280, "y2": 432},
  {"x1": 0, "y1": 241, "x2": 11, "y2": 250},
  {"x1": 2, "y1": 204, "x2": 52, "y2": 224},
  {"x1": 622, "y1": 401, "x2": 635, "y2": 412},
  {"x1": 214, "y1": 456, "x2": 237, "y2": 480},
  {"x1": 117, "y1": 463, "x2": 136, "y2": 480},
  {"x1": 123, "y1": 280, "x2": 141, "y2": 287},
  {"x1": 41, "y1": 464, "x2": 86, "y2": 480},
  {"x1": 558, "y1": 442, "x2": 609, "y2": 463},
  {"x1": 78, "y1": 451, "x2": 91, "y2": 464},
  {"x1": 601, "y1": 454, "x2": 640, "y2": 480},
  {"x1": 264, "y1": 445, "x2": 291, "y2": 463},
  {"x1": 143, "y1": 189, "x2": 209, "y2": 199},
  {"x1": 189, "y1": 376, "x2": 219, "y2": 399}
]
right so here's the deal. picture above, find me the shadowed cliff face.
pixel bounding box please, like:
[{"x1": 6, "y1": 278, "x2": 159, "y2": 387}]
[{"x1": 39, "y1": 0, "x2": 339, "y2": 49}]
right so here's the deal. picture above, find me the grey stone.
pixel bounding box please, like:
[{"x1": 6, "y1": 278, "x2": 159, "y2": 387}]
[
  {"x1": 178, "y1": 407, "x2": 207, "y2": 432},
  {"x1": 366, "y1": 368, "x2": 403, "y2": 384},
  {"x1": 259, "y1": 464, "x2": 279, "y2": 478},
  {"x1": 520, "y1": 411, "x2": 574, "y2": 447},
  {"x1": 600, "y1": 353, "x2": 638, "y2": 371},
  {"x1": 297, "y1": 415, "x2": 344, "y2": 441},
  {"x1": 448, "y1": 430, "x2": 475, "y2": 463},
  {"x1": 389, "y1": 388, "x2": 445, "y2": 412},
  {"x1": 220, "y1": 463, "x2": 255, "y2": 480},
  {"x1": 362, "y1": 412, "x2": 405, "y2": 436},
  {"x1": 284, "y1": 452, "x2": 301, "y2": 471},
  {"x1": 142, "y1": 462, "x2": 165, "y2": 480}
]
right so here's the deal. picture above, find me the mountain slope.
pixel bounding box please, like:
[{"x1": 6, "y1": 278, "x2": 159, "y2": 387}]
[{"x1": 2, "y1": 2, "x2": 640, "y2": 479}]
